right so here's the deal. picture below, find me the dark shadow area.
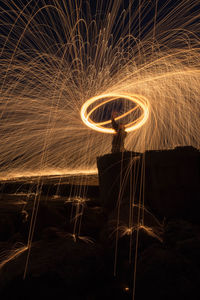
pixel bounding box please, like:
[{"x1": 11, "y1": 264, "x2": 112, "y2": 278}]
[{"x1": 0, "y1": 146, "x2": 200, "y2": 299}]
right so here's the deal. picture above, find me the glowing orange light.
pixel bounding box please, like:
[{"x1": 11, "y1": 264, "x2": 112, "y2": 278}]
[{"x1": 80, "y1": 93, "x2": 149, "y2": 134}]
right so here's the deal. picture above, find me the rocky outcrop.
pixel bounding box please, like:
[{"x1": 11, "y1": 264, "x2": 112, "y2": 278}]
[
  {"x1": 0, "y1": 146, "x2": 200, "y2": 299},
  {"x1": 97, "y1": 146, "x2": 200, "y2": 222}
]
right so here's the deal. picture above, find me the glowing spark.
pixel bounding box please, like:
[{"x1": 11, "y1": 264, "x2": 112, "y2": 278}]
[
  {"x1": 0, "y1": 2, "x2": 199, "y2": 298},
  {"x1": 65, "y1": 196, "x2": 89, "y2": 206},
  {"x1": 110, "y1": 223, "x2": 163, "y2": 242},
  {"x1": 0, "y1": 1, "x2": 200, "y2": 176},
  {"x1": 109, "y1": 225, "x2": 136, "y2": 238},
  {"x1": 139, "y1": 225, "x2": 163, "y2": 243},
  {"x1": 80, "y1": 93, "x2": 149, "y2": 133},
  {"x1": 64, "y1": 233, "x2": 94, "y2": 244},
  {"x1": 0, "y1": 244, "x2": 28, "y2": 270}
]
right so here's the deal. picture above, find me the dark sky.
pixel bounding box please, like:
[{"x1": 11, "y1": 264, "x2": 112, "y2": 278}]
[{"x1": 1, "y1": 0, "x2": 199, "y2": 38}]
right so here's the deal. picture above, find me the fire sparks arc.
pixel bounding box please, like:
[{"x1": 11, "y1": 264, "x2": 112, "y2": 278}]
[{"x1": 80, "y1": 93, "x2": 150, "y2": 134}]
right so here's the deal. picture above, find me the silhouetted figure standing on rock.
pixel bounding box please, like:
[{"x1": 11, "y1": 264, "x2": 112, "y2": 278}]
[{"x1": 111, "y1": 111, "x2": 127, "y2": 153}]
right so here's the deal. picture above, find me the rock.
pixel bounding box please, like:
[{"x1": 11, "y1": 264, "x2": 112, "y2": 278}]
[
  {"x1": 0, "y1": 237, "x2": 106, "y2": 299},
  {"x1": 79, "y1": 206, "x2": 106, "y2": 239},
  {"x1": 97, "y1": 147, "x2": 200, "y2": 221},
  {"x1": 135, "y1": 244, "x2": 200, "y2": 300},
  {"x1": 163, "y1": 219, "x2": 200, "y2": 247},
  {"x1": 97, "y1": 152, "x2": 142, "y2": 214},
  {"x1": 0, "y1": 214, "x2": 15, "y2": 241},
  {"x1": 26, "y1": 202, "x2": 66, "y2": 240}
]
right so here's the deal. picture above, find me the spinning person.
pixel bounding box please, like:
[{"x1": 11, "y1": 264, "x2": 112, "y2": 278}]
[{"x1": 111, "y1": 111, "x2": 127, "y2": 153}]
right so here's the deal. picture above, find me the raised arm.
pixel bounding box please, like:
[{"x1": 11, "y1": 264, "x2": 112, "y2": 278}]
[{"x1": 111, "y1": 111, "x2": 119, "y2": 131}]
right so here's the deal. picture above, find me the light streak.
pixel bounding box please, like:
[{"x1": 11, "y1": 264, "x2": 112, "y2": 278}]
[
  {"x1": 0, "y1": 244, "x2": 28, "y2": 270},
  {"x1": 0, "y1": 169, "x2": 98, "y2": 181},
  {"x1": 0, "y1": 1, "x2": 199, "y2": 177},
  {"x1": 80, "y1": 93, "x2": 149, "y2": 133},
  {"x1": 63, "y1": 233, "x2": 94, "y2": 244},
  {"x1": 65, "y1": 196, "x2": 89, "y2": 206},
  {"x1": 109, "y1": 224, "x2": 162, "y2": 242},
  {"x1": 0, "y1": 2, "x2": 200, "y2": 298}
]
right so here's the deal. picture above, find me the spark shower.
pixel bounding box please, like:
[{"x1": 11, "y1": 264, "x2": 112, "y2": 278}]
[{"x1": 0, "y1": 0, "x2": 200, "y2": 178}]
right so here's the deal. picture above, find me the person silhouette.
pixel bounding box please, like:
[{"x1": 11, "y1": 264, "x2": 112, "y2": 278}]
[{"x1": 111, "y1": 111, "x2": 127, "y2": 153}]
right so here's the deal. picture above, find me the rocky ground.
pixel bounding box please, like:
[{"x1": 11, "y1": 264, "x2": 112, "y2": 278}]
[{"x1": 0, "y1": 186, "x2": 200, "y2": 300}]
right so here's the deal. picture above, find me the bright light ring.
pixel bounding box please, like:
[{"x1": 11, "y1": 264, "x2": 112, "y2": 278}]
[{"x1": 80, "y1": 93, "x2": 149, "y2": 134}]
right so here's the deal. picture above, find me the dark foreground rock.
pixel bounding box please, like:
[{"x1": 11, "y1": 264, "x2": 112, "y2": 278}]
[
  {"x1": 0, "y1": 194, "x2": 200, "y2": 300},
  {"x1": 1, "y1": 146, "x2": 200, "y2": 299},
  {"x1": 0, "y1": 237, "x2": 105, "y2": 300},
  {"x1": 97, "y1": 147, "x2": 200, "y2": 222}
]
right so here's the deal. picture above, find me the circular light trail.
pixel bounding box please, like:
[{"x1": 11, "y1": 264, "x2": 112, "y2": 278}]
[{"x1": 80, "y1": 93, "x2": 150, "y2": 134}]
